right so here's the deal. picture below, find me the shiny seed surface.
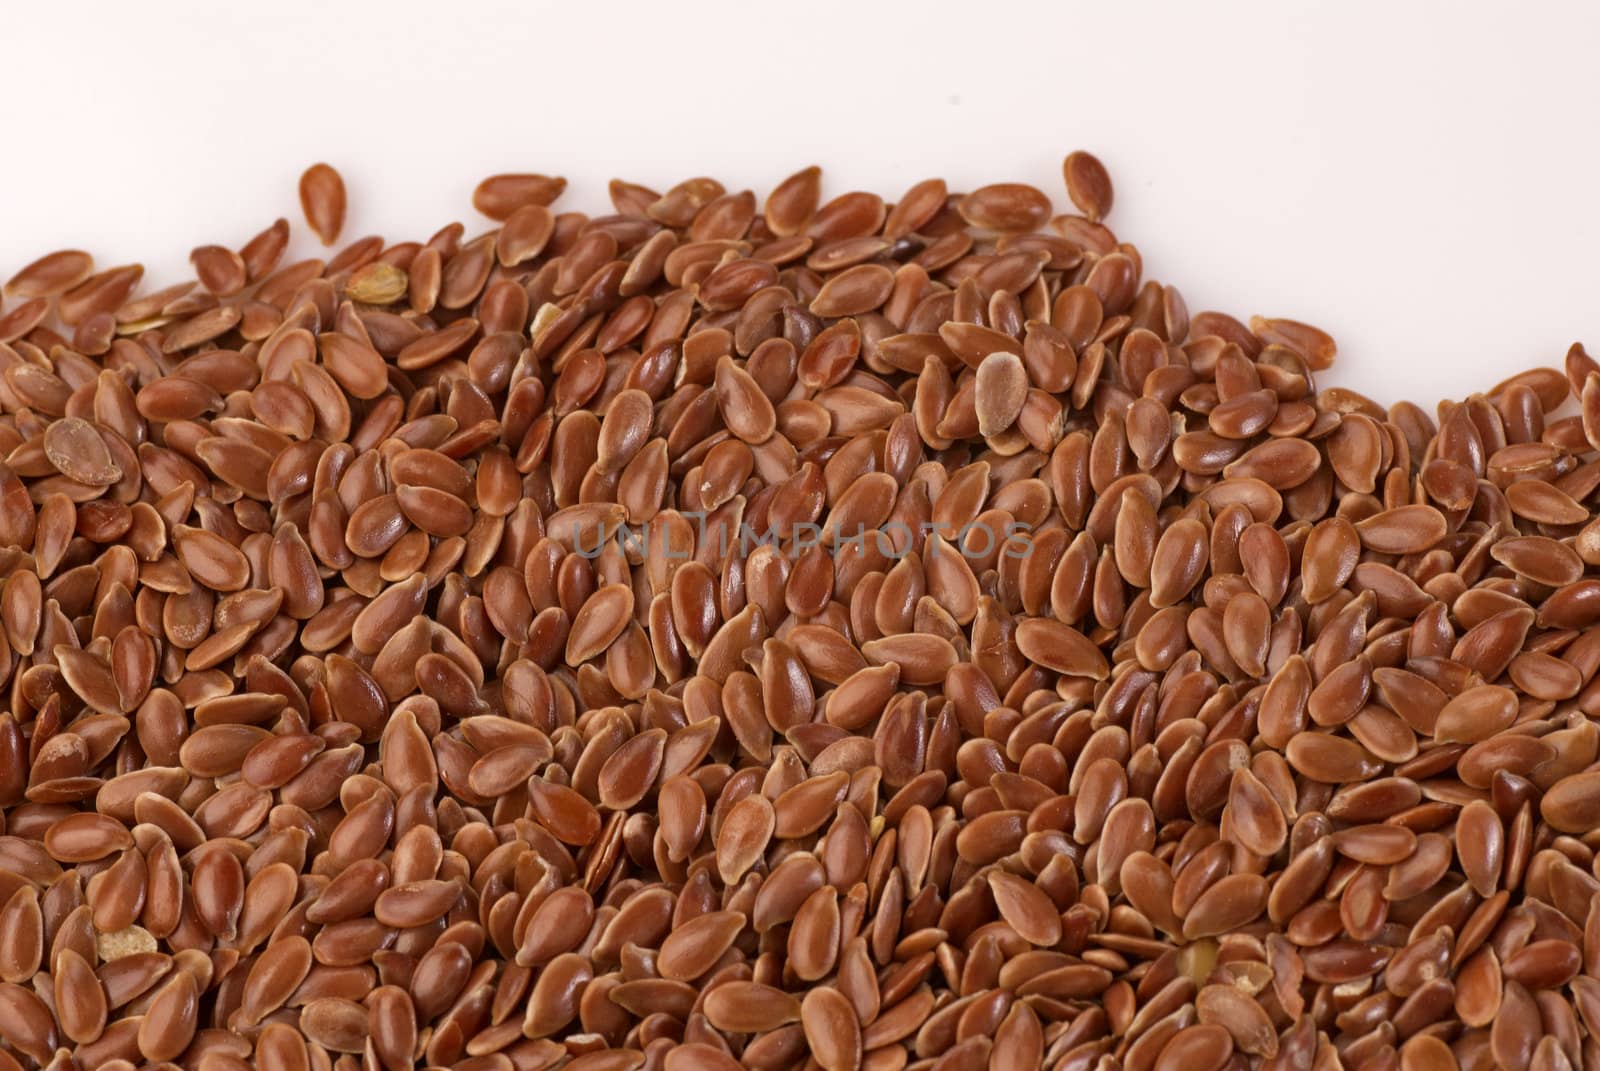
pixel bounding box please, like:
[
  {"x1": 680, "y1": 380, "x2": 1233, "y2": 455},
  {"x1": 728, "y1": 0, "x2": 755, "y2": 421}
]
[{"x1": 0, "y1": 151, "x2": 1598, "y2": 1071}]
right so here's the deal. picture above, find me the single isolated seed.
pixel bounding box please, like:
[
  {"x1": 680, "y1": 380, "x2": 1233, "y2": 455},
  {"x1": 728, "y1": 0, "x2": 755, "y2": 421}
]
[
  {"x1": 298, "y1": 162, "x2": 347, "y2": 245},
  {"x1": 1062, "y1": 150, "x2": 1114, "y2": 220}
]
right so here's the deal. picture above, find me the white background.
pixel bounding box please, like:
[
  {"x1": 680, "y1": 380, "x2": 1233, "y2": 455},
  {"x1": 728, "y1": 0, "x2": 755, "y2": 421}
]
[{"x1": 4, "y1": 1, "x2": 1599, "y2": 407}]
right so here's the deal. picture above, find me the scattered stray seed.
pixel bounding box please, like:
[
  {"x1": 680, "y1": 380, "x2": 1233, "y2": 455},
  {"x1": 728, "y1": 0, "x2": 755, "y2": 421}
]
[{"x1": 297, "y1": 163, "x2": 347, "y2": 245}]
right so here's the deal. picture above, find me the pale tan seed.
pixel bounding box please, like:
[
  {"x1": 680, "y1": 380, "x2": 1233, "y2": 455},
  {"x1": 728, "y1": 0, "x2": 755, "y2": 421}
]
[
  {"x1": 975, "y1": 351, "x2": 1029, "y2": 437},
  {"x1": 345, "y1": 261, "x2": 408, "y2": 304}
]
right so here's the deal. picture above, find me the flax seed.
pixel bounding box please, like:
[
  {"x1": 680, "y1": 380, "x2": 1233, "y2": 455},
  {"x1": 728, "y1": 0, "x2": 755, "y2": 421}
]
[
  {"x1": 297, "y1": 164, "x2": 346, "y2": 246},
  {"x1": 5, "y1": 150, "x2": 1600, "y2": 1069}
]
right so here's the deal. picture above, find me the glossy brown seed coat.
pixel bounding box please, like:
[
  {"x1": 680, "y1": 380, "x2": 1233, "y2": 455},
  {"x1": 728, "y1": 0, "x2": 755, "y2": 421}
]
[
  {"x1": 298, "y1": 164, "x2": 347, "y2": 245},
  {"x1": 0, "y1": 150, "x2": 1596, "y2": 1071}
]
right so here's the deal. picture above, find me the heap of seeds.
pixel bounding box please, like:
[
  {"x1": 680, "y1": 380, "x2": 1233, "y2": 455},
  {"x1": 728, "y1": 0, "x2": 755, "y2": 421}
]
[{"x1": 0, "y1": 152, "x2": 1598, "y2": 1071}]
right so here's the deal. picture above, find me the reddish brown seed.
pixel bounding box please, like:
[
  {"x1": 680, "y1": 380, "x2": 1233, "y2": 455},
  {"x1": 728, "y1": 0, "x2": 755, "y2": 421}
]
[
  {"x1": 1156, "y1": 1025, "x2": 1233, "y2": 1071},
  {"x1": 1503, "y1": 939, "x2": 1581, "y2": 989},
  {"x1": 766, "y1": 166, "x2": 822, "y2": 237},
  {"x1": 801, "y1": 987, "x2": 862, "y2": 1071},
  {"x1": 1195, "y1": 984, "x2": 1277, "y2": 1057},
  {"x1": 1456, "y1": 800, "x2": 1505, "y2": 897},
  {"x1": 528, "y1": 780, "x2": 602, "y2": 846},
  {"x1": 989, "y1": 870, "x2": 1063, "y2": 947},
  {"x1": 190, "y1": 244, "x2": 248, "y2": 297},
  {"x1": 1062, "y1": 151, "x2": 1114, "y2": 221},
  {"x1": 1182, "y1": 873, "x2": 1269, "y2": 939},
  {"x1": 1227, "y1": 767, "x2": 1287, "y2": 857},
  {"x1": 656, "y1": 910, "x2": 745, "y2": 981},
  {"x1": 1015, "y1": 617, "x2": 1110, "y2": 678},
  {"x1": 960, "y1": 184, "x2": 1052, "y2": 232},
  {"x1": 52, "y1": 947, "x2": 105, "y2": 1044},
  {"x1": 1541, "y1": 771, "x2": 1600, "y2": 833},
  {"x1": 320, "y1": 332, "x2": 389, "y2": 400},
  {"x1": 497, "y1": 204, "x2": 557, "y2": 267},
  {"x1": 473, "y1": 173, "x2": 567, "y2": 220},
  {"x1": 44, "y1": 812, "x2": 133, "y2": 862},
  {"x1": 44, "y1": 416, "x2": 122, "y2": 485},
  {"x1": 1491, "y1": 981, "x2": 1540, "y2": 1071},
  {"x1": 299, "y1": 163, "x2": 347, "y2": 245},
  {"x1": 703, "y1": 982, "x2": 802, "y2": 1033},
  {"x1": 0, "y1": 982, "x2": 55, "y2": 1063},
  {"x1": 137, "y1": 969, "x2": 197, "y2": 1061},
  {"x1": 239, "y1": 935, "x2": 313, "y2": 1026},
  {"x1": 810, "y1": 263, "x2": 895, "y2": 318},
  {"x1": 1301, "y1": 517, "x2": 1360, "y2": 603},
  {"x1": 714, "y1": 355, "x2": 778, "y2": 444},
  {"x1": 0, "y1": 886, "x2": 41, "y2": 985},
  {"x1": 1434, "y1": 685, "x2": 1517, "y2": 744},
  {"x1": 7, "y1": 249, "x2": 93, "y2": 298},
  {"x1": 567, "y1": 583, "x2": 635, "y2": 664},
  {"x1": 717, "y1": 794, "x2": 775, "y2": 884}
]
